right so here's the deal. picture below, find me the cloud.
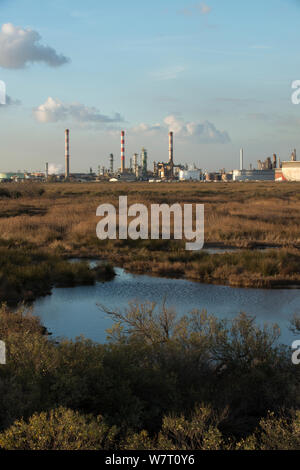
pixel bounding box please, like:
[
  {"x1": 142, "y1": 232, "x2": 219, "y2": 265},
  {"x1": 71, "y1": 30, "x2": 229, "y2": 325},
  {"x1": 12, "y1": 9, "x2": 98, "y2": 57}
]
[
  {"x1": 178, "y1": 2, "x2": 212, "y2": 16},
  {"x1": 131, "y1": 115, "x2": 230, "y2": 144},
  {"x1": 151, "y1": 65, "x2": 185, "y2": 81},
  {"x1": 0, "y1": 23, "x2": 70, "y2": 69},
  {"x1": 131, "y1": 123, "x2": 164, "y2": 134},
  {"x1": 163, "y1": 115, "x2": 230, "y2": 143},
  {"x1": 33, "y1": 97, "x2": 124, "y2": 125}
]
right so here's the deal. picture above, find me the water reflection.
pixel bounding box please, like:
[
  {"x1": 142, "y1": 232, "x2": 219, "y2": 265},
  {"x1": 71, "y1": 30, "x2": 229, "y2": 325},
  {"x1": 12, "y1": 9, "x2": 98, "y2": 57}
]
[{"x1": 32, "y1": 266, "x2": 300, "y2": 346}]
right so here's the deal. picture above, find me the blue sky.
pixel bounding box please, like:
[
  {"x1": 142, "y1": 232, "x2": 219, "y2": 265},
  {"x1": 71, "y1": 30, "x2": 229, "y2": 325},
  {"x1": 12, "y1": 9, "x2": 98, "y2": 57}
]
[{"x1": 1, "y1": 0, "x2": 300, "y2": 172}]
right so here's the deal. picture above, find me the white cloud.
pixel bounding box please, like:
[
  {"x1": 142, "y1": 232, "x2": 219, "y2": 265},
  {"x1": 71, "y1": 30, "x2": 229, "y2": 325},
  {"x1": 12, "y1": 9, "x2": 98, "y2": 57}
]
[
  {"x1": 0, "y1": 23, "x2": 70, "y2": 69},
  {"x1": 130, "y1": 115, "x2": 230, "y2": 144},
  {"x1": 33, "y1": 97, "x2": 124, "y2": 125},
  {"x1": 131, "y1": 122, "x2": 164, "y2": 134},
  {"x1": 164, "y1": 115, "x2": 230, "y2": 143}
]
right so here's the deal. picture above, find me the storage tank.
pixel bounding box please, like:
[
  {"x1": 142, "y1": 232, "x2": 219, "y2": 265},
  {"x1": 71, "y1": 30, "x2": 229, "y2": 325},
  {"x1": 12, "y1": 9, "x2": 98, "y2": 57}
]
[{"x1": 179, "y1": 169, "x2": 201, "y2": 181}]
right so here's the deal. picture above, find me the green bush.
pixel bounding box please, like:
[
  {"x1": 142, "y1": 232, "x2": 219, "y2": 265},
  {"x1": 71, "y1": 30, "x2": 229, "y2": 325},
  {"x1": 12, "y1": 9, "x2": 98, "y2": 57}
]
[
  {"x1": 125, "y1": 406, "x2": 226, "y2": 450},
  {"x1": 0, "y1": 247, "x2": 115, "y2": 303},
  {"x1": 0, "y1": 407, "x2": 118, "y2": 450},
  {"x1": 237, "y1": 411, "x2": 300, "y2": 450},
  {"x1": 0, "y1": 302, "x2": 298, "y2": 449}
]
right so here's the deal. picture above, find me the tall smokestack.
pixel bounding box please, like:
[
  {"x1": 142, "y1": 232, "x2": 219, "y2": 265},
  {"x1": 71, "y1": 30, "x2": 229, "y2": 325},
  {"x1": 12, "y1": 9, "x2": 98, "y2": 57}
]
[
  {"x1": 45, "y1": 162, "x2": 49, "y2": 179},
  {"x1": 240, "y1": 148, "x2": 244, "y2": 171},
  {"x1": 110, "y1": 154, "x2": 114, "y2": 174},
  {"x1": 169, "y1": 132, "x2": 174, "y2": 164},
  {"x1": 121, "y1": 131, "x2": 125, "y2": 173},
  {"x1": 65, "y1": 129, "x2": 70, "y2": 179},
  {"x1": 133, "y1": 153, "x2": 138, "y2": 176}
]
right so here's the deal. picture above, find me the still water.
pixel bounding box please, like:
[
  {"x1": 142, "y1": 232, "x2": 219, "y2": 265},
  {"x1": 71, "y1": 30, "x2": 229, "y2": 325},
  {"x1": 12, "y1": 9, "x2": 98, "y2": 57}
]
[{"x1": 32, "y1": 266, "x2": 300, "y2": 346}]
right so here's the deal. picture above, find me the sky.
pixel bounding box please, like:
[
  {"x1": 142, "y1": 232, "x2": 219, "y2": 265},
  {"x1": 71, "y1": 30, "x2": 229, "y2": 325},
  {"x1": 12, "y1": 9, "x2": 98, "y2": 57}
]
[{"x1": 1, "y1": 0, "x2": 300, "y2": 172}]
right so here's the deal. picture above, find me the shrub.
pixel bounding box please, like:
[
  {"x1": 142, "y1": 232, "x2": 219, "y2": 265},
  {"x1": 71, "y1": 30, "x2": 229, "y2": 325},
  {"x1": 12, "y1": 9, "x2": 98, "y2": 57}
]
[
  {"x1": 0, "y1": 302, "x2": 299, "y2": 449},
  {"x1": 237, "y1": 411, "x2": 300, "y2": 450},
  {"x1": 0, "y1": 407, "x2": 118, "y2": 450},
  {"x1": 0, "y1": 248, "x2": 115, "y2": 303},
  {"x1": 125, "y1": 406, "x2": 226, "y2": 450}
]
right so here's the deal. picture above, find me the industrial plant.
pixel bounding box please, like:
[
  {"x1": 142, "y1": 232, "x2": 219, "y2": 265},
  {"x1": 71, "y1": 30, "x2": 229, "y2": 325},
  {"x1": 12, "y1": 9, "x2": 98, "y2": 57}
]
[{"x1": 0, "y1": 128, "x2": 300, "y2": 183}]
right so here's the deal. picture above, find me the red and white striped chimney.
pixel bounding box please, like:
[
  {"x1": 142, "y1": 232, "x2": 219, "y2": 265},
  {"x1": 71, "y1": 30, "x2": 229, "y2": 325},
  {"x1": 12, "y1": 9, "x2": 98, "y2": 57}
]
[
  {"x1": 121, "y1": 130, "x2": 125, "y2": 173},
  {"x1": 169, "y1": 131, "x2": 173, "y2": 164}
]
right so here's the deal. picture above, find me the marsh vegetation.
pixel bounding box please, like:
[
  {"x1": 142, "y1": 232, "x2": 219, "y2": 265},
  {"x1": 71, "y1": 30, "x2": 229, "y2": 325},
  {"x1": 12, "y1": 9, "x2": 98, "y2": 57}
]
[
  {"x1": 0, "y1": 182, "x2": 300, "y2": 449},
  {"x1": 0, "y1": 303, "x2": 299, "y2": 450},
  {"x1": 0, "y1": 181, "x2": 300, "y2": 297}
]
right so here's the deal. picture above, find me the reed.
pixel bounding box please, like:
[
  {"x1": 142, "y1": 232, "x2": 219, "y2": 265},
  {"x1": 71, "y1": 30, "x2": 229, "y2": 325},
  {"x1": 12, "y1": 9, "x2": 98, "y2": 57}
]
[{"x1": 0, "y1": 181, "x2": 300, "y2": 294}]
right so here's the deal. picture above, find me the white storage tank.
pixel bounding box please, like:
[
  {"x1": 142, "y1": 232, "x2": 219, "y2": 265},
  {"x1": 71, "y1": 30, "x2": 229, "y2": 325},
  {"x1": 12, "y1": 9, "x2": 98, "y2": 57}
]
[{"x1": 179, "y1": 169, "x2": 201, "y2": 181}]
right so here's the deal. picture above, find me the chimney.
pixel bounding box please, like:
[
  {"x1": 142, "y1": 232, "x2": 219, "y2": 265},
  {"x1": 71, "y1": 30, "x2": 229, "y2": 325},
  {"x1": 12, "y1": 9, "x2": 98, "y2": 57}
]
[
  {"x1": 65, "y1": 129, "x2": 70, "y2": 179},
  {"x1": 240, "y1": 148, "x2": 244, "y2": 171},
  {"x1": 45, "y1": 162, "x2": 49, "y2": 179},
  {"x1": 110, "y1": 154, "x2": 114, "y2": 174},
  {"x1": 121, "y1": 131, "x2": 125, "y2": 173},
  {"x1": 169, "y1": 132, "x2": 174, "y2": 164}
]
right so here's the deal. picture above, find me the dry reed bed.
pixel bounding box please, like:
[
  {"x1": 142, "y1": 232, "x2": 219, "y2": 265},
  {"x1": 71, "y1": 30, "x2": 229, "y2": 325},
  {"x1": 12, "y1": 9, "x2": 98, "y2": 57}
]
[
  {"x1": 0, "y1": 182, "x2": 300, "y2": 289},
  {"x1": 0, "y1": 182, "x2": 299, "y2": 248}
]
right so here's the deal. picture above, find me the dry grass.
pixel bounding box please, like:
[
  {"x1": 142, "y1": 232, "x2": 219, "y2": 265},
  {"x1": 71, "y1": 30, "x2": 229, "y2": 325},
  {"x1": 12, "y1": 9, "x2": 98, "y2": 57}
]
[
  {"x1": 1, "y1": 181, "x2": 300, "y2": 289},
  {"x1": 0, "y1": 181, "x2": 300, "y2": 249}
]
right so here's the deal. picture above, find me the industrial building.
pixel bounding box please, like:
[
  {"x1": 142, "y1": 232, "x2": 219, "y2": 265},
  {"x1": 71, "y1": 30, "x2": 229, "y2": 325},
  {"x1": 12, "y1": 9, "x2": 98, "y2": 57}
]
[
  {"x1": 274, "y1": 149, "x2": 300, "y2": 181},
  {"x1": 232, "y1": 149, "x2": 276, "y2": 181},
  {"x1": 257, "y1": 154, "x2": 277, "y2": 171},
  {"x1": 179, "y1": 169, "x2": 202, "y2": 181},
  {"x1": 233, "y1": 169, "x2": 275, "y2": 182},
  {"x1": 155, "y1": 132, "x2": 184, "y2": 179},
  {"x1": 280, "y1": 161, "x2": 300, "y2": 182},
  {"x1": 155, "y1": 132, "x2": 175, "y2": 179},
  {"x1": 3, "y1": 125, "x2": 298, "y2": 185},
  {"x1": 0, "y1": 172, "x2": 26, "y2": 182},
  {"x1": 205, "y1": 172, "x2": 223, "y2": 182}
]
